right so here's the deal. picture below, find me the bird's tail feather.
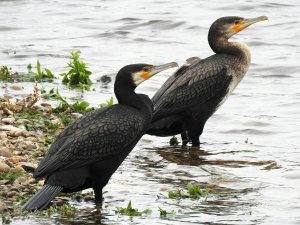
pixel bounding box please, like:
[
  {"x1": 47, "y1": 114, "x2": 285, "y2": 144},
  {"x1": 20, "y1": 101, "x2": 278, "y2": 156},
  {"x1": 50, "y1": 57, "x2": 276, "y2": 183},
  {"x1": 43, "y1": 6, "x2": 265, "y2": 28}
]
[{"x1": 22, "y1": 184, "x2": 63, "y2": 211}]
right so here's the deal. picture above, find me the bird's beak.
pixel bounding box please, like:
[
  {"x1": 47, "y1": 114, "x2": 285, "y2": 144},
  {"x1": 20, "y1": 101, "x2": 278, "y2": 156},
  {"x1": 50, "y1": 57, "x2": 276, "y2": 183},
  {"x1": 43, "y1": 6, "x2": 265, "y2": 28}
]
[
  {"x1": 148, "y1": 62, "x2": 179, "y2": 77},
  {"x1": 132, "y1": 62, "x2": 178, "y2": 86},
  {"x1": 233, "y1": 16, "x2": 268, "y2": 33}
]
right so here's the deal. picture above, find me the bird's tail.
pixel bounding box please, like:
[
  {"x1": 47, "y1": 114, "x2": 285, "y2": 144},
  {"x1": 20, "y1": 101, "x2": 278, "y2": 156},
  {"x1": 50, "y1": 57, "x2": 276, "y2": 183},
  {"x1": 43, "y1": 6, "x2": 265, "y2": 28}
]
[{"x1": 22, "y1": 184, "x2": 63, "y2": 211}]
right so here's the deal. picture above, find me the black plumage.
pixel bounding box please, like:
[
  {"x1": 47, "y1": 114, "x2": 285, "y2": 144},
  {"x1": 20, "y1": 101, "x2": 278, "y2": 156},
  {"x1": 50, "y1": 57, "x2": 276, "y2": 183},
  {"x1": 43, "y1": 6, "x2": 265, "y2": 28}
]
[
  {"x1": 147, "y1": 16, "x2": 268, "y2": 146},
  {"x1": 22, "y1": 62, "x2": 177, "y2": 211}
]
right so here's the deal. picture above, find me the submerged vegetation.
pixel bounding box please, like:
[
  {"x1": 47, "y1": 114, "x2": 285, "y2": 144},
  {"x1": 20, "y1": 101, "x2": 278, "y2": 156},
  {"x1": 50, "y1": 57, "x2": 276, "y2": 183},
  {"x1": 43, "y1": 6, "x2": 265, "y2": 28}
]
[
  {"x1": 168, "y1": 182, "x2": 209, "y2": 200},
  {"x1": 115, "y1": 201, "x2": 152, "y2": 217}
]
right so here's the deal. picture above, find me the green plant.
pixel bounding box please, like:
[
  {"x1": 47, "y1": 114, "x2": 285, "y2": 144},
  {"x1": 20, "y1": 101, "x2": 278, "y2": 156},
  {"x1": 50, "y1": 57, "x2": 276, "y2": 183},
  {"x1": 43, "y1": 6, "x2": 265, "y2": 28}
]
[
  {"x1": 0, "y1": 171, "x2": 23, "y2": 182},
  {"x1": 58, "y1": 113, "x2": 76, "y2": 126},
  {"x1": 168, "y1": 189, "x2": 184, "y2": 199},
  {"x1": 115, "y1": 201, "x2": 151, "y2": 217},
  {"x1": 29, "y1": 60, "x2": 55, "y2": 81},
  {"x1": 158, "y1": 207, "x2": 175, "y2": 217},
  {"x1": 43, "y1": 120, "x2": 61, "y2": 133},
  {"x1": 0, "y1": 66, "x2": 12, "y2": 81},
  {"x1": 60, "y1": 51, "x2": 92, "y2": 91},
  {"x1": 168, "y1": 182, "x2": 209, "y2": 200},
  {"x1": 1, "y1": 214, "x2": 12, "y2": 224},
  {"x1": 187, "y1": 182, "x2": 209, "y2": 200},
  {"x1": 60, "y1": 203, "x2": 75, "y2": 218},
  {"x1": 50, "y1": 88, "x2": 93, "y2": 113},
  {"x1": 100, "y1": 97, "x2": 114, "y2": 108}
]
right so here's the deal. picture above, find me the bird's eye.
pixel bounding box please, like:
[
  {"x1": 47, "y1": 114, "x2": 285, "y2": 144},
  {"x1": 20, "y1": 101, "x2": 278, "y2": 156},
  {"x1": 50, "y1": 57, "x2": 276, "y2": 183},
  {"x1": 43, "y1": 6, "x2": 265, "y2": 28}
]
[
  {"x1": 234, "y1": 20, "x2": 239, "y2": 25},
  {"x1": 143, "y1": 67, "x2": 150, "y2": 72}
]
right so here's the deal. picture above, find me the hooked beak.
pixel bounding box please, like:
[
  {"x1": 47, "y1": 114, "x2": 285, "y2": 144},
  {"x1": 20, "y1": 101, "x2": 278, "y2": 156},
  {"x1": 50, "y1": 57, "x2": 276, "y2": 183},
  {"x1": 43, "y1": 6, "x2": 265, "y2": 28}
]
[
  {"x1": 148, "y1": 62, "x2": 179, "y2": 77},
  {"x1": 132, "y1": 62, "x2": 178, "y2": 86},
  {"x1": 233, "y1": 16, "x2": 268, "y2": 33}
]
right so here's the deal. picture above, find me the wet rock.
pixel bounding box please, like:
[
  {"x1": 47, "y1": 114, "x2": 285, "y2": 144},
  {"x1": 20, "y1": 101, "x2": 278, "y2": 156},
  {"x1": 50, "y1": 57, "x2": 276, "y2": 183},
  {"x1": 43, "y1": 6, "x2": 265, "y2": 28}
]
[
  {"x1": 83, "y1": 195, "x2": 94, "y2": 201},
  {"x1": 0, "y1": 202, "x2": 8, "y2": 212},
  {"x1": 1, "y1": 117, "x2": 15, "y2": 124},
  {"x1": 0, "y1": 147, "x2": 13, "y2": 157},
  {"x1": 0, "y1": 162, "x2": 10, "y2": 172},
  {"x1": 8, "y1": 84, "x2": 24, "y2": 91},
  {"x1": 20, "y1": 162, "x2": 37, "y2": 172}
]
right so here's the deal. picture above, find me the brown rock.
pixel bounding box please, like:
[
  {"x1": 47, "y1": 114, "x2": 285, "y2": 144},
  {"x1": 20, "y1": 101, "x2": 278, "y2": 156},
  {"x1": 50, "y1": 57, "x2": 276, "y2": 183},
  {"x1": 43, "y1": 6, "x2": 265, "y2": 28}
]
[
  {"x1": 0, "y1": 147, "x2": 13, "y2": 157},
  {"x1": 0, "y1": 162, "x2": 10, "y2": 173},
  {"x1": 8, "y1": 156, "x2": 21, "y2": 164},
  {"x1": 6, "y1": 191, "x2": 17, "y2": 198},
  {"x1": 0, "y1": 202, "x2": 8, "y2": 212}
]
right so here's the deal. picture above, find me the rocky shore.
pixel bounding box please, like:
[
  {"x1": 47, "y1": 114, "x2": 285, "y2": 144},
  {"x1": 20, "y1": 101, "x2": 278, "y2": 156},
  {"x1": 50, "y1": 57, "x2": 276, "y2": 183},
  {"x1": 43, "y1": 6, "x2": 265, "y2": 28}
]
[{"x1": 0, "y1": 86, "x2": 94, "y2": 222}]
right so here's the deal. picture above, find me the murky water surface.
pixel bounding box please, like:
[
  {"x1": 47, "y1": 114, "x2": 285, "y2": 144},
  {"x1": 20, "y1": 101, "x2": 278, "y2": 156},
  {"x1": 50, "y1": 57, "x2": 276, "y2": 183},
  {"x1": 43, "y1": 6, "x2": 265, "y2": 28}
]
[{"x1": 1, "y1": 0, "x2": 300, "y2": 224}]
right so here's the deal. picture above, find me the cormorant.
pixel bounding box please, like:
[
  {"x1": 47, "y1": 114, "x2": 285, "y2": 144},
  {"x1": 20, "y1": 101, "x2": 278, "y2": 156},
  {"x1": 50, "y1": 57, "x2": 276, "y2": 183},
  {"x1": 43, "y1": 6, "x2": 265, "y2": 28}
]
[
  {"x1": 147, "y1": 16, "x2": 268, "y2": 147},
  {"x1": 22, "y1": 62, "x2": 178, "y2": 211}
]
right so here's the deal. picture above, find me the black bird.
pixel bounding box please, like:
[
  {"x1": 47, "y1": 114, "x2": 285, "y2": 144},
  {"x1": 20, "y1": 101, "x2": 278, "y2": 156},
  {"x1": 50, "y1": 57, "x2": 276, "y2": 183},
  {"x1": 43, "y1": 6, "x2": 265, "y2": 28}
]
[
  {"x1": 147, "y1": 16, "x2": 268, "y2": 147},
  {"x1": 22, "y1": 62, "x2": 178, "y2": 211}
]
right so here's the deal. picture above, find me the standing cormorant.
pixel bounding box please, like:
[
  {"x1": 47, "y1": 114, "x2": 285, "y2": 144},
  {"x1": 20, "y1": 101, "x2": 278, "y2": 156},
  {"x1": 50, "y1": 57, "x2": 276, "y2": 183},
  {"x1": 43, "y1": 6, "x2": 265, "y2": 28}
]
[
  {"x1": 22, "y1": 62, "x2": 178, "y2": 211},
  {"x1": 147, "y1": 16, "x2": 268, "y2": 146}
]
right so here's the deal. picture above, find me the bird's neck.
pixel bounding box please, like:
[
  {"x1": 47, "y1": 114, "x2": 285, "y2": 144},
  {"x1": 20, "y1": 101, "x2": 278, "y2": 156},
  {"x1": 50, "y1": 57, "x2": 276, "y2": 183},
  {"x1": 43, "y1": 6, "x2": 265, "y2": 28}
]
[
  {"x1": 115, "y1": 87, "x2": 153, "y2": 116},
  {"x1": 209, "y1": 37, "x2": 251, "y2": 63}
]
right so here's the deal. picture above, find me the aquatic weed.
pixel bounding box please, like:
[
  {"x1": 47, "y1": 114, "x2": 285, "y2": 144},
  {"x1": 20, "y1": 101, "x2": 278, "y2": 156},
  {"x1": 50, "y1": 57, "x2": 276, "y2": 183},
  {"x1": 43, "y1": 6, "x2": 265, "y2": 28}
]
[
  {"x1": 0, "y1": 66, "x2": 13, "y2": 81},
  {"x1": 169, "y1": 136, "x2": 179, "y2": 146},
  {"x1": 115, "y1": 201, "x2": 152, "y2": 217},
  {"x1": 29, "y1": 60, "x2": 55, "y2": 81},
  {"x1": 158, "y1": 207, "x2": 175, "y2": 217},
  {"x1": 168, "y1": 182, "x2": 209, "y2": 200},
  {"x1": 60, "y1": 51, "x2": 92, "y2": 91}
]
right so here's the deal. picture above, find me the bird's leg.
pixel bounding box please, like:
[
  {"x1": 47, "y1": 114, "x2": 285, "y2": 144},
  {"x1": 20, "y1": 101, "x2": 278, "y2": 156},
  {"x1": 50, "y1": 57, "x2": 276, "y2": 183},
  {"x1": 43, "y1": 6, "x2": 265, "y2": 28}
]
[
  {"x1": 181, "y1": 131, "x2": 189, "y2": 146},
  {"x1": 93, "y1": 187, "x2": 103, "y2": 204},
  {"x1": 191, "y1": 136, "x2": 200, "y2": 147}
]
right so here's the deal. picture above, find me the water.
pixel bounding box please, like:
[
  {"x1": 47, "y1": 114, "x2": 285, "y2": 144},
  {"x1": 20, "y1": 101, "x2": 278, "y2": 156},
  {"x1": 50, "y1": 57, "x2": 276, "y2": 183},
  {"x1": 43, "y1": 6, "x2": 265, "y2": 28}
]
[{"x1": 1, "y1": 0, "x2": 300, "y2": 224}]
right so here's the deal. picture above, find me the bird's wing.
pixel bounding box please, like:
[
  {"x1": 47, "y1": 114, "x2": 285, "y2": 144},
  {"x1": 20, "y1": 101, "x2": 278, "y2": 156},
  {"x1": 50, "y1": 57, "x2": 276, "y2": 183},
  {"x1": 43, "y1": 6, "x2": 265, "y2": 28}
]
[
  {"x1": 153, "y1": 59, "x2": 232, "y2": 118},
  {"x1": 152, "y1": 56, "x2": 202, "y2": 104},
  {"x1": 34, "y1": 105, "x2": 144, "y2": 178},
  {"x1": 152, "y1": 65, "x2": 190, "y2": 104}
]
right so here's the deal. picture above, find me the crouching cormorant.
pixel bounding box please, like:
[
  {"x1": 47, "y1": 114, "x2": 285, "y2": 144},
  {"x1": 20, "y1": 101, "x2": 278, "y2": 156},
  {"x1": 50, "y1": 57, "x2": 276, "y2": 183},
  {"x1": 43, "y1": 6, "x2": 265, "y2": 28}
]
[
  {"x1": 147, "y1": 16, "x2": 268, "y2": 146},
  {"x1": 22, "y1": 62, "x2": 178, "y2": 211}
]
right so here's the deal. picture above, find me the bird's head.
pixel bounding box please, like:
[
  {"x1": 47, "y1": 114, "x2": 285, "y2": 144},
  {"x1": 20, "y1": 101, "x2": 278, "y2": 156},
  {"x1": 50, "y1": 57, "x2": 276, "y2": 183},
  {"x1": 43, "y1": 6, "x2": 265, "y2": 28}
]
[
  {"x1": 209, "y1": 16, "x2": 268, "y2": 39},
  {"x1": 115, "y1": 62, "x2": 178, "y2": 89}
]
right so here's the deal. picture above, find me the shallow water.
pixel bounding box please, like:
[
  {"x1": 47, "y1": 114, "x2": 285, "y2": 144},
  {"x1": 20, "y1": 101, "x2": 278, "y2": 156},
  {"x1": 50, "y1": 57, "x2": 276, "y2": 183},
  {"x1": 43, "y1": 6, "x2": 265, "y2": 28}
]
[{"x1": 1, "y1": 0, "x2": 300, "y2": 224}]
